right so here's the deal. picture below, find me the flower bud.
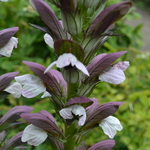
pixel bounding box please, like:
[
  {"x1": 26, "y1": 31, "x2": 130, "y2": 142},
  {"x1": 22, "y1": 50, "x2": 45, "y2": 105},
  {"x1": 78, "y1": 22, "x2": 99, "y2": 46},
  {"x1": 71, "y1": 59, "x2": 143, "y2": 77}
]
[{"x1": 62, "y1": 66, "x2": 80, "y2": 84}]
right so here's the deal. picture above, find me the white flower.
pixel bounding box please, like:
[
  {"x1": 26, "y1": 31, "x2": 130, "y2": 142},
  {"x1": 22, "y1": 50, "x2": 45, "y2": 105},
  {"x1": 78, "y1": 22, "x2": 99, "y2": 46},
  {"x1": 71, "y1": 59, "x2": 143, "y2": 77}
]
[
  {"x1": 99, "y1": 116, "x2": 123, "y2": 139},
  {"x1": 5, "y1": 74, "x2": 51, "y2": 98},
  {"x1": 21, "y1": 124, "x2": 48, "y2": 146},
  {"x1": 99, "y1": 61, "x2": 129, "y2": 84},
  {"x1": 0, "y1": 37, "x2": 18, "y2": 57},
  {"x1": 59, "y1": 104, "x2": 86, "y2": 126},
  {"x1": 15, "y1": 74, "x2": 47, "y2": 98},
  {"x1": 4, "y1": 82, "x2": 22, "y2": 98},
  {"x1": 44, "y1": 53, "x2": 89, "y2": 76},
  {"x1": 44, "y1": 33, "x2": 54, "y2": 49}
]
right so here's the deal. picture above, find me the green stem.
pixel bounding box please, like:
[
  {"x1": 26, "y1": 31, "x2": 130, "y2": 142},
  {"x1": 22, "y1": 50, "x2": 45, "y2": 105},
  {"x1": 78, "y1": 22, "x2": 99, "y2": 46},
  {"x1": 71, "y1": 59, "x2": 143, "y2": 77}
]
[
  {"x1": 63, "y1": 83, "x2": 78, "y2": 149},
  {"x1": 67, "y1": 83, "x2": 78, "y2": 100},
  {"x1": 64, "y1": 123, "x2": 76, "y2": 150}
]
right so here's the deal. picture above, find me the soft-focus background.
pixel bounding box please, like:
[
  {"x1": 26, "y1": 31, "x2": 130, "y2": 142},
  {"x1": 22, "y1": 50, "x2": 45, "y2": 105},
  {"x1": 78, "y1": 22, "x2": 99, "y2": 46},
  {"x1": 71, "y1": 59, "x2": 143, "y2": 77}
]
[{"x1": 0, "y1": 0, "x2": 150, "y2": 150}]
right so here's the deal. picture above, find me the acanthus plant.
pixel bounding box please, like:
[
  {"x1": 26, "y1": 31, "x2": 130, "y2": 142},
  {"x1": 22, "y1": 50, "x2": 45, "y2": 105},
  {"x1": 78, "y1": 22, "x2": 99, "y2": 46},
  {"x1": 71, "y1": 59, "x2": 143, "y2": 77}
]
[{"x1": 0, "y1": 0, "x2": 132, "y2": 150}]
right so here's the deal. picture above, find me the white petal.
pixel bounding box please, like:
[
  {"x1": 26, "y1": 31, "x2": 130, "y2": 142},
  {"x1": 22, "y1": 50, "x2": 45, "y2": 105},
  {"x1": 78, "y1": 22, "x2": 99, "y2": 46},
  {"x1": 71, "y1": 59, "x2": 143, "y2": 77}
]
[
  {"x1": 56, "y1": 53, "x2": 77, "y2": 68},
  {"x1": 0, "y1": 37, "x2": 18, "y2": 57},
  {"x1": 15, "y1": 74, "x2": 46, "y2": 98},
  {"x1": 75, "y1": 61, "x2": 89, "y2": 76},
  {"x1": 4, "y1": 82, "x2": 22, "y2": 98},
  {"x1": 11, "y1": 37, "x2": 18, "y2": 48},
  {"x1": 99, "y1": 68, "x2": 125, "y2": 84},
  {"x1": 71, "y1": 105, "x2": 85, "y2": 117},
  {"x1": 44, "y1": 61, "x2": 57, "y2": 73},
  {"x1": 22, "y1": 83, "x2": 46, "y2": 98},
  {"x1": 78, "y1": 111, "x2": 86, "y2": 126},
  {"x1": 44, "y1": 33, "x2": 54, "y2": 49},
  {"x1": 21, "y1": 124, "x2": 48, "y2": 146},
  {"x1": 41, "y1": 91, "x2": 51, "y2": 98},
  {"x1": 59, "y1": 105, "x2": 86, "y2": 126},
  {"x1": 59, "y1": 107, "x2": 73, "y2": 119},
  {"x1": 99, "y1": 116, "x2": 123, "y2": 139},
  {"x1": 15, "y1": 74, "x2": 42, "y2": 85},
  {"x1": 113, "y1": 61, "x2": 129, "y2": 71},
  {"x1": 44, "y1": 53, "x2": 78, "y2": 72},
  {"x1": 71, "y1": 105, "x2": 86, "y2": 126}
]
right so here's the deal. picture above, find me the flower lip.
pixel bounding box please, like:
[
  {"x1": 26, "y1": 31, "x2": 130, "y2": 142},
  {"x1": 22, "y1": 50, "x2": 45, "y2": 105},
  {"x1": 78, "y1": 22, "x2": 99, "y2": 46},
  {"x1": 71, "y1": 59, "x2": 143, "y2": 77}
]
[
  {"x1": 4, "y1": 74, "x2": 51, "y2": 99},
  {"x1": 99, "y1": 116, "x2": 123, "y2": 139},
  {"x1": 0, "y1": 37, "x2": 18, "y2": 57},
  {"x1": 15, "y1": 74, "x2": 46, "y2": 98},
  {"x1": 44, "y1": 53, "x2": 89, "y2": 76},
  {"x1": 21, "y1": 124, "x2": 48, "y2": 146},
  {"x1": 4, "y1": 82, "x2": 22, "y2": 98},
  {"x1": 59, "y1": 104, "x2": 86, "y2": 126},
  {"x1": 99, "y1": 61, "x2": 129, "y2": 84}
]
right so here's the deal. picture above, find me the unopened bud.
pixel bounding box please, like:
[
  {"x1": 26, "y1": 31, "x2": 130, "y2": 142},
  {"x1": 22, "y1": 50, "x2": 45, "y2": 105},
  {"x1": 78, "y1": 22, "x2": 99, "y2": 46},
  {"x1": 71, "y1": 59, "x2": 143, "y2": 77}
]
[{"x1": 62, "y1": 66, "x2": 80, "y2": 84}]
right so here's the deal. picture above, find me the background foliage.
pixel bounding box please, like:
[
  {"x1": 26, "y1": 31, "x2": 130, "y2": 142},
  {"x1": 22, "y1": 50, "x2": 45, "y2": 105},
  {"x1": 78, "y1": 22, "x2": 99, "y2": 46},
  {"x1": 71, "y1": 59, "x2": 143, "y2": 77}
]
[
  {"x1": 0, "y1": 0, "x2": 150, "y2": 150},
  {"x1": 132, "y1": 0, "x2": 150, "y2": 11}
]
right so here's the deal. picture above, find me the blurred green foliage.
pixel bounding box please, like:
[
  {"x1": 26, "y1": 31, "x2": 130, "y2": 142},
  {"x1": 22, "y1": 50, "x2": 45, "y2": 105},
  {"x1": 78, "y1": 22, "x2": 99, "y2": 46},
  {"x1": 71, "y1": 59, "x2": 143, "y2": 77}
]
[
  {"x1": 0, "y1": 0, "x2": 149, "y2": 150},
  {"x1": 132, "y1": 0, "x2": 150, "y2": 11}
]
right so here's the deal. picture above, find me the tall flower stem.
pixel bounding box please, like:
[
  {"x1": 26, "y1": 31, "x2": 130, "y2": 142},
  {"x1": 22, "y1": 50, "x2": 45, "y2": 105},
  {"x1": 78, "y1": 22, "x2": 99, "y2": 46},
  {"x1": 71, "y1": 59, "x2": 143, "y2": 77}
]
[
  {"x1": 64, "y1": 123, "x2": 76, "y2": 150},
  {"x1": 63, "y1": 83, "x2": 78, "y2": 149},
  {"x1": 67, "y1": 83, "x2": 78, "y2": 100}
]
